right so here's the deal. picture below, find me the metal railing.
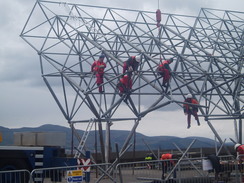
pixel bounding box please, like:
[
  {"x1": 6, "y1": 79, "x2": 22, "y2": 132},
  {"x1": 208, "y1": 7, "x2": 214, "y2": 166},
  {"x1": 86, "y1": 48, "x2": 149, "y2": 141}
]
[
  {"x1": 0, "y1": 169, "x2": 30, "y2": 183},
  {"x1": 30, "y1": 163, "x2": 111, "y2": 183},
  {"x1": 0, "y1": 155, "x2": 243, "y2": 183},
  {"x1": 115, "y1": 155, "x2": 243, "y2": 183}
]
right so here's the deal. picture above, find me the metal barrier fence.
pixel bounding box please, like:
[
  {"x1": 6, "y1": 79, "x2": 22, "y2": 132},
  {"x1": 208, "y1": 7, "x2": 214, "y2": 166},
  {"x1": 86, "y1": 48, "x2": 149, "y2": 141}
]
[
  {"x1": 0, "y1": 156, "x2": 243, "y2": 183},
  {"x1": 115, "y1": 155, "x2": 243, "y2": 183},
  {"x1": 30, "y1": 163, "x2": 112, "y2": 183},
  {"x1": 0, "y1": 169, "x2": 30, "y2": 183}
]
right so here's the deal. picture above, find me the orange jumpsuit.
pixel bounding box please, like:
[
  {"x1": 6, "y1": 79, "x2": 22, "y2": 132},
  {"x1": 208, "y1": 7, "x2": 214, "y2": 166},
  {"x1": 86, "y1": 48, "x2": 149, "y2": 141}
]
[
  {"x1": 157, "y1": 60, "x2": 172, "y2": 86},
  {"x1": 183, "y1": 98, "x2": 200, "y2": 128},
  {"x1": 117, "y1": 75, "x2": 132, "y2": 94},
  {"x1": 91, "y1": 60, "x2": 106, "y2": 93}
]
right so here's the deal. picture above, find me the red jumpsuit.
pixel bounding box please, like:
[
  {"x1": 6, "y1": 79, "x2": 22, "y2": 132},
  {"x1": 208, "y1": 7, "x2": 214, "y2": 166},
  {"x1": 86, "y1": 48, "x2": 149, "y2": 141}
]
[
  {"x1": 157, "y1": 60, "x2": 172, "y2": 86},
  {"x1": 183, "y1": 98, "x2": 200, "y2": 128},
  {"x1": 117, "y1": 75, "x2": 132, "y2": 94},
  {"x1": 123, "y1": 56, "x2": 139, "y2": 78},
  {"x1": 91, "y1": 60, "x2": 106, "y2": 93}
]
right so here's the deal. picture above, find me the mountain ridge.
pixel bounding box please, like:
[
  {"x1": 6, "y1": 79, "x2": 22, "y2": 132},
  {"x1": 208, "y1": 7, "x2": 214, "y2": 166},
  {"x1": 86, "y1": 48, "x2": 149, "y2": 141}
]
[{"x1": 0, "y1": 124, "x2": 220, "y2": 151}]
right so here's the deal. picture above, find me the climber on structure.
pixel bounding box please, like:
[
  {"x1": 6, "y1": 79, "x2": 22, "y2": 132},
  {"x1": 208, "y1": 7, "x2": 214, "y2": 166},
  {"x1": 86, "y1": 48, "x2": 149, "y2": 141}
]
[
  {"x1": 156, "y1": 9, "x2": 161, "y2": 28},
  {"x1": 117, "y1": 75, "x2": 132, "y2": 95},
  {"x1": 91, "y1": 54, "x2": 106, "y2": 93},
  {"x1": 156, "y1": 58, "x2": 173, "y2": 87},
  {"x1": 183, "y1": 94, "x2": 200, "y2": 129},
  {"x1": 123, "y1": 55, "x2": 141, "y2": 79}
]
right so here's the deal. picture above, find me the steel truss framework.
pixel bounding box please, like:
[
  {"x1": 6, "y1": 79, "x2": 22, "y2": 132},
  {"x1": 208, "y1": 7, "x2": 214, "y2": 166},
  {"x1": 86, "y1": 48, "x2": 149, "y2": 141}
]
[{"x1": 21, "y1": 0, "x2": 244, "y2": 164}]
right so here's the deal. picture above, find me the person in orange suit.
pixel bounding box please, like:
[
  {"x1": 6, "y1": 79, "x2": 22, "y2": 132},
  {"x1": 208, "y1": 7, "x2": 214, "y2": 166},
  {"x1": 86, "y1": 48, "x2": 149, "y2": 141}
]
[
  {"x1": 91, "y1": 54, "x2": 106, "y2": 93},
  {"x1": 183, "y1": 94, "x2": 200, "y2": 129},
  {"x1": 156, "y1": 58, "x2": 173, "y2": 87},
  {"x1": 117, "y1": 75, "x2": 132, "y2": 95}
]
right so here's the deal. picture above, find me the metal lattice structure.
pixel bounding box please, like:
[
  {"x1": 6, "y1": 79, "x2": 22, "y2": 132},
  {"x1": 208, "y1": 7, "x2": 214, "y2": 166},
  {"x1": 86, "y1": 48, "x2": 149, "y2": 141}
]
[{"x1": 21, "y1": 0, "x2": 244, "y2": 162}]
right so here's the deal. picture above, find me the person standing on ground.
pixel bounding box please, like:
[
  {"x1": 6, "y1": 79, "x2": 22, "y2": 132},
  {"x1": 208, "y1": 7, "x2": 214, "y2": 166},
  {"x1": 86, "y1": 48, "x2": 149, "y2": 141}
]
[
  {"x1": 145, "y1": 153, "x2": 155, "y2": 169},
  {"x1": 207, "y1": 154, "x2": 222, "y2": 182},
  {"x1": 234, "y1": 143, "x2": 244, "y2": 172},
  {"x1": 160, "y1": 153, "x2": 177, "y2": 180}
]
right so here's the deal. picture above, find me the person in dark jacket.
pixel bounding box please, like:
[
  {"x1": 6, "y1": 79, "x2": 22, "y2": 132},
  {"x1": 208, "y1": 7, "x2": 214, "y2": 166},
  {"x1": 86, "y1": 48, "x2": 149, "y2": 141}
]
[
  {"x1": 145, "y1": 153, "x2": 156, "y2": 169},
  {"x1": 207, "y1": 154, "x2": 222, "y2": 181},
  {"x1": 123, "y1": 55, "x2": 141, "y2": 78}
]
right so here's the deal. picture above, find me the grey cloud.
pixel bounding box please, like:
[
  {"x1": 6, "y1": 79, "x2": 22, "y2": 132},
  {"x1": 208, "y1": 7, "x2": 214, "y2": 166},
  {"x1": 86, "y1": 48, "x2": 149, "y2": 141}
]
[{"x1": 160, "y1": 0, "x2": 210, "y2": 14}]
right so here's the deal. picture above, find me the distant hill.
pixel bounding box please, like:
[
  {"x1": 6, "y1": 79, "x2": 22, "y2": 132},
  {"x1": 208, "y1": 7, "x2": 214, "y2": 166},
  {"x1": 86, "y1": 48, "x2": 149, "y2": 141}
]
[{"x1": 0, "y1": 124, "x2": 221, "y2": 151}]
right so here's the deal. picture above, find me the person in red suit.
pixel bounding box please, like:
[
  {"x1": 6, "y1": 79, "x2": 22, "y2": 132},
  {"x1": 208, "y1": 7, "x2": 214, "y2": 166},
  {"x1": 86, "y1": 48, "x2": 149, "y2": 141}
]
[
  {"x1": 91, "y1": 54, "x2": 106, "y2": 93},
  {"x1": 156, "y1": 58, "x2": 173, "y2": 87},
  {"x1": 117, "y1": 75, "x2": 132, "y2": 95},
  {"x1": 183, "y1": 94, "x2": 200, "y2": 129}
]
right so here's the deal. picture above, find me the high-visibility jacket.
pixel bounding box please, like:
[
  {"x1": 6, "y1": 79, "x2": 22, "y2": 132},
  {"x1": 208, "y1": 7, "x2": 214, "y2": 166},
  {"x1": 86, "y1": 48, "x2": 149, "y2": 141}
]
[
  {"x1": 161, "y1": 153, "x2": 175, "y2": 166},
  {"x1": 145, "y1": 156, "x2": 153, "y2": 161},
  {"x1": 117, "y1": 76, "x2": 132, "y2": 93},
  {"x1": 119, "y1": 76, "x2": 132, "y2": 88},
  {"x1": 160, "y1": 153, "x2": 173, "y2": 160},
  {"x1": 183, "y1": 98, "x2": 199, "y2": 113},
  {"x1": 91, "y1": 60, "x2": 106, "y2": 74},
  {"x1": 157, "y1": 60, "x2": 171, "y2": 72}
]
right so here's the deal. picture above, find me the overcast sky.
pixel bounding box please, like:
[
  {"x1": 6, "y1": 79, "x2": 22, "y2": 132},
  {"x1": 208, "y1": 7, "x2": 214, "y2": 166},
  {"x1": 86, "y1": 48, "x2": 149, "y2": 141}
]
[{"x1": 0, "y1": 0, "x2": 243, "y2": 143}]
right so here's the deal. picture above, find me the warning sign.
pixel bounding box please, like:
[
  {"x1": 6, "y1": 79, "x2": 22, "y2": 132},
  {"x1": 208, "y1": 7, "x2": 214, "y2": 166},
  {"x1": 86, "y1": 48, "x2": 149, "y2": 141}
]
[
  {"x1": 77, "y1": 158, "x2": 91, "y2": 172},
  {"x1": 67, "y1": 170, "x2": 83, "y2": 183}
]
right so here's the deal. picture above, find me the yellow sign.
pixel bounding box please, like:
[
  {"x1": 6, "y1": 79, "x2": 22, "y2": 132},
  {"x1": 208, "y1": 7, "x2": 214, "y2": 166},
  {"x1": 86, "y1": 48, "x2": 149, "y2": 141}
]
[
  {"x1": 67, "y1": 170, "x2": 83, "y2": 177},
  {"x1": 67, "y1": 171, "x2": 72, "y2": 176},
  {"x1": 71, "y1": 170, "x2": 82, "y2": 176},
  {"x1": 67, "y1": 170, "x2": 83, "y2": 183}
]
